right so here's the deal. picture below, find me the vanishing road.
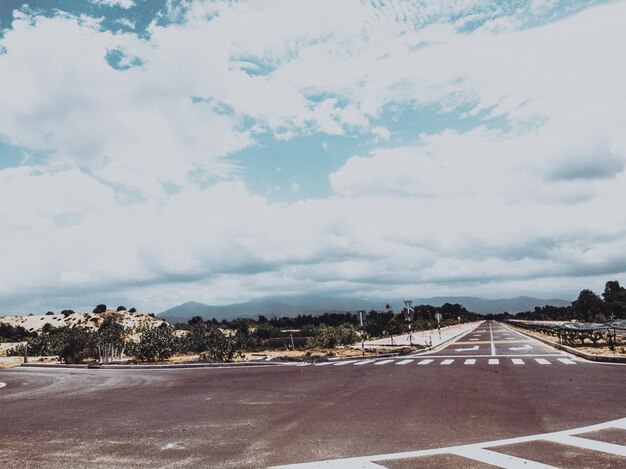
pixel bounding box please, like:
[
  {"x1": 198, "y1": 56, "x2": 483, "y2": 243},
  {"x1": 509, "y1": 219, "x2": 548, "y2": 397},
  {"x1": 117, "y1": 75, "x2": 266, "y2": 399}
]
[{"x1": 1, "y1": 321, "x2": 625, "y2": 468}]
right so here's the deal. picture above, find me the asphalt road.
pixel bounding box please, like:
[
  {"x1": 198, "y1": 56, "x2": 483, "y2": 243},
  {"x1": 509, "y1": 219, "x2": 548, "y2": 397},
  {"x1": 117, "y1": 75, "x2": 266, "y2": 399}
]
[{"x1": 1, "y1": 321, "x2": 625, "y2": 468}]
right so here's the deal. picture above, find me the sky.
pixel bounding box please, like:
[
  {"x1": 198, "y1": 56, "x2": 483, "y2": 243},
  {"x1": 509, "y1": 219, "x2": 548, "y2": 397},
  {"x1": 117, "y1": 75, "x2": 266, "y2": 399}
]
[{"x1": 1, "y1": 0, "x2": 625, "y2": 314}]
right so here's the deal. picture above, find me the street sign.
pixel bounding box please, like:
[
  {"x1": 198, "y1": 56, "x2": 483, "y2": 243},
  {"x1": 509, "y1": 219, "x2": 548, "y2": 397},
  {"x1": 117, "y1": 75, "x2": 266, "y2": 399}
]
[
  {"x1": 435, "y1": 313, "x2": 442, "y2": 322},
  {"x1": 403, "y1": 300, "x2": 414, "y2": 321}
]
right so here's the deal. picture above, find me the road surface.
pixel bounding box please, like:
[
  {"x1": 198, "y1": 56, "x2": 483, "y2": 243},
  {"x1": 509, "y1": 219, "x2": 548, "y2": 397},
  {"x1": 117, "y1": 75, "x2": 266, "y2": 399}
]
[{"x1": 1, "y1": 321, "x2": 625, "y2": 468}]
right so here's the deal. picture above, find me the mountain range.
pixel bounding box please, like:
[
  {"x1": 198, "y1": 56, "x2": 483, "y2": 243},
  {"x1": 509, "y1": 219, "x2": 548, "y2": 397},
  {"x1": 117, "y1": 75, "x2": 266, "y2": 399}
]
[{"x1": 158, "y1": 294, "x2": 571, "y2": 323}]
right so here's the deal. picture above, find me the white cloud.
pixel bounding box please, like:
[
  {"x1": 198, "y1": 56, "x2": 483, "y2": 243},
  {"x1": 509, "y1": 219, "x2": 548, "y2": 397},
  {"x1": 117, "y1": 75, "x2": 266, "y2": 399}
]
[
  {"x1": 90, "y1": 0, "x2": 135, "y2": 9},
  {"x1": 1, "y1": 1, "x2": 626, "y2": 312}
]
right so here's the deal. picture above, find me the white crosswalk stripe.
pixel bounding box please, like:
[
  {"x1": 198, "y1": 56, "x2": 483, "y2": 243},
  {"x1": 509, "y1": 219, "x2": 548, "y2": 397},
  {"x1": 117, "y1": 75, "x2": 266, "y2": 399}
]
[
  {"x1": 417, "y1": 359, "x2": 434, "y2": 365},
  {"x1": 333, "y1": 360, "x2": 358, "y2": 366},
  {"x1": 557, "y1": 358, "x2": 576, "y2": 365},
  {"x1": 512, "y1": 358, "x2": 524, "y2": 365},
  {"x1": 374, "y1": 359, "x2": 394, "y2": 366},
  {"x1": 395, "y1": 359, "x2": 413, "y2": 365},
  {"x1": 353, "y1": 359, "x2": 375, "y2": 366},
  {"x1": 440, "y1": 359, "x2": 454, "y2": 365},
  {"x1": 488, "y1": 358, "x2": 499, "y2": 365},
  {"x1": 535, "y1": 358, "x2": 551, "y2": 365},
  {"x1": 314, "y1": 362, "x2": 334, "y2": 366},
  {"x1": 464, "y1": 359, "x2": 476, "y2": 365}
]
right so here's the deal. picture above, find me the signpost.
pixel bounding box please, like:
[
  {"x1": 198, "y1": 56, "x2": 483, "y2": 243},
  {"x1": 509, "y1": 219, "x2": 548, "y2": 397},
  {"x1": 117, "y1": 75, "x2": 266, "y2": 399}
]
[
  {"x1": 357, "y1": 310, "x2": 367, "y2": 356},
  {"x1": 404, "y1": 300, "x2": 414, "y2": 346},
  {"x1": 435, "y1": 312, "x2": 442, "y2": 339}
]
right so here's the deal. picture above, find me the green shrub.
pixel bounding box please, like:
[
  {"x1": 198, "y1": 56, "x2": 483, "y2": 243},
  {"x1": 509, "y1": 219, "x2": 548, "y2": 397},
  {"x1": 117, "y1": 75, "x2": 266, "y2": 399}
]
[{"x1": 133, "y1": 325, "x2": 177, "y2": 362}]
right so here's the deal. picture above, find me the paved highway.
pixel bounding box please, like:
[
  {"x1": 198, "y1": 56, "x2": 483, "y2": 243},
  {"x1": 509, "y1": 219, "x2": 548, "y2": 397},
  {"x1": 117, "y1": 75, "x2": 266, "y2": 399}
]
[{"x1": 1, "y1": 321, "x2": 625, "y2": 468}]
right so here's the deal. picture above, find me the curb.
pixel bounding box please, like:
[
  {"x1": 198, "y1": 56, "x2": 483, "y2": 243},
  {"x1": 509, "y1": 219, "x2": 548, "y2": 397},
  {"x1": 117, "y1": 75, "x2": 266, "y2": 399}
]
[
  {"x1": 503, "y1": 322, "x2": 626, "y2": 364},
  {"x1": 20, "y1": 361, "x2": 287, "y2": 370}
]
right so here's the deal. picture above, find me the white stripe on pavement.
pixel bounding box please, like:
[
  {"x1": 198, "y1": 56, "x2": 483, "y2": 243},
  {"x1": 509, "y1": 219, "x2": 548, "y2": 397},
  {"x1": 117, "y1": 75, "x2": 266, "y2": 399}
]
[
  {"x1": 374, "y1": 359, "x2": 394, "y2": 366},
  {"x1": 334, "y1": 360, "x2": 358, "y2": 366},
  {"x1": 535, "y1": 358, "x2": 551, "y2": 365},
  {"x1": 488, "y1": 359, "x2": 499, "y2": 365},
  {"x1": 353, "y1": 360, "x2": 375, "y2": 366},
  {"x1": 0, "y1": 382, "x2": 6, "y2": 389},
  {"x1": 511, "y1": 359, "x2": 524, "y2": 365},
  {"x1": 464, "y1": 359, "x2": 476, "y2": 365},
  {"x1": 440, "y1": 359, "x2": 454, "y2": 365},
  {"x1": 395, "y1": 359, "x2": 413, "y2": 365},
  {"x1": 547, "y1": 435, "x2": 626, "y2": 457},
  {"x1": 314, "y1": 362, "x2": 334, "y2": 366},
  {"x1": 556, "y1": 358, "x2": 576, "y2": 365},
  {"x1": 270, "y1": 417, "x2": 626, "y2": 469},
  {"x1": 417, "y1": 359, "x2": 434, "y2": 365},
  {"x1": 450, "y1": 448, "x2": 559, "y2": 469}
]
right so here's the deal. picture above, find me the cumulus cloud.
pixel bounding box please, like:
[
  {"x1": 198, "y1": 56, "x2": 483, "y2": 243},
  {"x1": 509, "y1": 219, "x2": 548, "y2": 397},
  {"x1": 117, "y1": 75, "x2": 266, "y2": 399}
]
[{"x1": 1, "y1": 1, "x2": 626, "y2": 313}]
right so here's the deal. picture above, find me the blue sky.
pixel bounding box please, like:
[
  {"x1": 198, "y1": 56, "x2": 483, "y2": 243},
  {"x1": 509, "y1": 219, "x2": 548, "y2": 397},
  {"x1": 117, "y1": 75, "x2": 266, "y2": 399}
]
[{"x1": 0, "y1": 0, "x2": 625, "y2": 313}]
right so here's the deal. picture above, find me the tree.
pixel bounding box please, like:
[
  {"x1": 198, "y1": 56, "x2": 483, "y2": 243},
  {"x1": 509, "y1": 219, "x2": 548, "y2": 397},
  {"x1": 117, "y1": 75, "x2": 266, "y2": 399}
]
[{"x1": 571, "y1": 289, "x2": 604, "y2": 322}]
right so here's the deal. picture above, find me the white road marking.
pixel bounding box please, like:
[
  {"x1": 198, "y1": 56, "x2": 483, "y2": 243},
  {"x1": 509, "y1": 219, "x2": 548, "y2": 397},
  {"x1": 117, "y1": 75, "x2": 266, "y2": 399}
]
[
  {"x1": 488, "y1": 358, "x2": 499, "y2": 365},
  {"x1": 464, "y1": 359, "x2": 476, "y2": 365},
  {"x1": 511, "y1": 358, "x2": 525, "y2": 365},
  {"x1": 450, "y1": 447, "x2": 559, "y2": 469},
  {"x1": 272, "y1": 418, "x2": 626, "y2": 469},
  {"x1": 395, "y1": 359, "x2": 413, "y2": 365},
  {"x1": 374, "y1": 359, "x2": 394, "y2": 366},
  {"x1": 314, "y1": 362, "x2": 334, "y2": 366},
  {"x1": 0, "y1": 382, "x2": 6, "y2": 389},
  {"x1": 353, "y1": 360, "x2": 375, "y2": 366},
  {"x1": 548, "y1": 434, "x2": 626, "y2": 457},
  {"x1": 455, "y1": 345, "x2": 479, "y2": 352},
  {"x1": 440, "y1": 359, "x2": 454, "y2": 365},
  {"x1": 505, "y1": 337, "x2": 516, "y2": 340},
  {"x1": 509, "y1": 345, "x2": 532, "y2": 351},
  {"x1": 469, "y1": 338, "x2": 479, "y2": 341},
  {"x1": 489, "y1": 323, "x2": 496, "y2": 356},
  {"x1": 334, "y1": 360, "x2": 358, "y2": 366},
  {"x1": 535, "y1": 358, "x2": 551, "y2": 365},
  {"x1": 417, "y1": 359, "x2": 434, "y2": 365},
  {"x1": 557, "y1": 358, "x2": 576, "y2": 365}
]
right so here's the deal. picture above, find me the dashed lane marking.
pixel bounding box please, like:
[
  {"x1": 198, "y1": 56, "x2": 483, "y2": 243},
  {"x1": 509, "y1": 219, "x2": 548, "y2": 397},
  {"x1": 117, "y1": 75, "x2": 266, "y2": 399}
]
[
  {"x1": 395, "y1": 359, "x2": 413, "y2": 365},
  {"x1": 353, "y1": 359, "x2": 375, "y2": 366},
  {"x1": 440, "y1": 359, "x2": 454, "y2": 365},
  {"x1": 271, "y1": 418, "x2": 626, "y2": 468},
  {"x1": 417, "y1": 359, "x2": 434, "y2": 365},
  {"x1": 535, "y1": 358, "x2": 551, "y2": 365},
  {"x1": 314, "y1": 362, "x2": 334, "y2": 366}
]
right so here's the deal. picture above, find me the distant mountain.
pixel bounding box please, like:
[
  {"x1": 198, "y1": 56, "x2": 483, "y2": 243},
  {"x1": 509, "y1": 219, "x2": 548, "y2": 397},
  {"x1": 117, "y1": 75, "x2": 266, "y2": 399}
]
[{"x1": 158, "y1": 295, "x2": 571, "y2": 323}]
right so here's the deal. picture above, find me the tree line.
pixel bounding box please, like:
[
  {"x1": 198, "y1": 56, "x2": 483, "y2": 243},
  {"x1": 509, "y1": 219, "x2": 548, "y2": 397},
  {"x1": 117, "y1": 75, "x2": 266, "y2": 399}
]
[{"x1": 485, "y1": 280, "x2": 626, "y2": 322}]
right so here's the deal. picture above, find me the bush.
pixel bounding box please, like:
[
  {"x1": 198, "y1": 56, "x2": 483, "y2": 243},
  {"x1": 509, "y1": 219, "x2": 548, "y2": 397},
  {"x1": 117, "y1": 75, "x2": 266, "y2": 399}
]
[
  {"x1": 45, "y1": 311, "x2": 54, "y2": 316},
  {"x1": 93, "y1": 304, "x2": 107, "y2": 314},
  {"x1": 182, "y1": 323, "x2": 235, "y2": 361},
  {"x1": 116, "y1": 306, "x2": 127, "y2": 311},
  {"x1": 128, "y1": 307, "x2": 137, "y2": 313},
  {"x1": 61, "y1": 310, "x2": 75, "y2": 317},
  {"x1": 307, "y1": 325, "x2": 358, "y2": 348},
  {"x1": 133, "y1": 325, "x2": 177, "y2": 362}
]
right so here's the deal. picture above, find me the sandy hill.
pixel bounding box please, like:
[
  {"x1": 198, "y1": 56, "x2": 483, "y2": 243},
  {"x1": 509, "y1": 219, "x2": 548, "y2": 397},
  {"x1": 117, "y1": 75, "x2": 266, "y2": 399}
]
[{"x1": 0, "y1": 310, "x2": 167, "y2": 333}]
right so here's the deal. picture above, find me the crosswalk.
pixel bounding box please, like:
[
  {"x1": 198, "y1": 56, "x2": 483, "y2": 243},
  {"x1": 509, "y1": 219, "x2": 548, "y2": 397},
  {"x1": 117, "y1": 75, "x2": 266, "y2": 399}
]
[{"x1": 311, "y1": 357, "x2": 577, "y2": 368}]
